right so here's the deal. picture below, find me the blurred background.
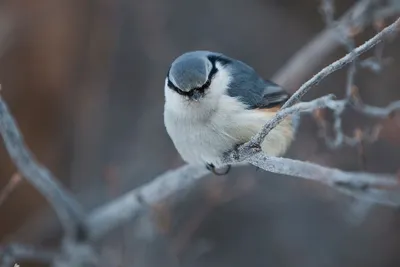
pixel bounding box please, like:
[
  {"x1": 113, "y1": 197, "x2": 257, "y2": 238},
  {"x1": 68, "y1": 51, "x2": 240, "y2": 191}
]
[{"x1": 1, "y1": 0, "x2": 400, "y2": 266}]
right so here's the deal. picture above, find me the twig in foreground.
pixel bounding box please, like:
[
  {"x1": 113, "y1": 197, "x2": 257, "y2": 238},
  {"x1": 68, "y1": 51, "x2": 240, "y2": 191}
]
[
  {"x1": 0, "y1": 93, "x2": 86, "y2": 239},
  {"x1": 273, "y1": 0, "x2": 400, "y2": 89},
  {"x1": 313, "y1": 97, "x2": 400, "y2": 148},
  {"x1": 220, "y1": 95, "x2": 338, "y2": 159},
  {"x1": 233, "y1": 18, "x2": 400, "y2": 156},
  {"x1": 316, "y1": 0, "x2": 397, "y2": 155},
  {"x1": 249, "y1": 95, "x2": 340, "y2": 150},
  {"x1": 282, "y1": 16, "x2": 400, "y2": 109}
]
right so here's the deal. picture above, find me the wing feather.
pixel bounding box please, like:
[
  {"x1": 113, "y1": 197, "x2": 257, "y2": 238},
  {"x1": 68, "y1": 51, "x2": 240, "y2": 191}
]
[
  {"x1": 220, "y1": 54, "x2": 290, "y2": 110},
  {"x1": 251, "y1": 80, "x2": 290, "y2": 109}
]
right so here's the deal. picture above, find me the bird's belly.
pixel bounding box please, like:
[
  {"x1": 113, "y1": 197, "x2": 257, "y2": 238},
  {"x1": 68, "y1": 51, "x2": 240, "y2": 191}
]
[
  {"x1": 164, "y1": 107, "x2": 295, "y2": 167},
  {"x1": 164, "y1": 114, "x2": 234, "y2": 167}
]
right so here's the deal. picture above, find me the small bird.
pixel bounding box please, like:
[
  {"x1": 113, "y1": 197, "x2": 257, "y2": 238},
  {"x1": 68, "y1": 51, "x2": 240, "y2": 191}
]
[{"x1": 164, "y1": 51, "x2": 296, "y2": 175}]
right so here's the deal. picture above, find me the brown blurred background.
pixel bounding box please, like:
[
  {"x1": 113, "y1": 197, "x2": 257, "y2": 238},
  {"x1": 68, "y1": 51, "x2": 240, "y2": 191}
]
[{"x1": 1, "y1": 0, "x2": 400, "y2": 266}]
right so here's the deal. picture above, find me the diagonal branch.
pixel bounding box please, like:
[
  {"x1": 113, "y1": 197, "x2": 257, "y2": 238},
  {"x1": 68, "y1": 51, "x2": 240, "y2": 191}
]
[
  {"x1": 87, "y1": 164, "x2": 209, "y2": 240},
  {"x1": 282, "y1": 16, "x2": 400, "y2": 109},
  {"x1": 0, "y1": 93, "x2": 86, "y2": 238},
  {"x1": 316, "y1": 0, "x2": 393, "y2": 152},
  {"x1": 230, "y1": 17, "x2": 400, "y2": 156},
  {"x1": 273, "y1": 0, "x2": 400, "y2": 90},
  {"x1": 251, "y1": 95, "x2": 341, "y2": 148}
]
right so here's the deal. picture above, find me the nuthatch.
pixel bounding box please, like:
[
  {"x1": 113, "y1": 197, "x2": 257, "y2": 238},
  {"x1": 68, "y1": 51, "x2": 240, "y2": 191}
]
[{"x1": 164, "y1": 51, "x2": 296, "y2": 175}]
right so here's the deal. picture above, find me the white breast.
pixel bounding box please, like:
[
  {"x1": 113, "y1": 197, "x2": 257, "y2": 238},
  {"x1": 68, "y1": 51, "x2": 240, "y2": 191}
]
[
  {"x1": 164, "y1": 94, "x2": 294, "y2": 167},
  {"x1": 164, "y1": 95, "x2": 245, "y2": 167}
]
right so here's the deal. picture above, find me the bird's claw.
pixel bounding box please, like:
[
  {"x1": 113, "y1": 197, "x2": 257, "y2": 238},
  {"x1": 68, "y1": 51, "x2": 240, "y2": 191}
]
[
  {"x1": 232, "y1": 144, "x2": 241, "y2": 161},
  {"x1": 249, "y1": 143, "x2": 262, "y2": 153},
  {"x1": 206, "y1": 163, "x2": 231, "y2": 176}
]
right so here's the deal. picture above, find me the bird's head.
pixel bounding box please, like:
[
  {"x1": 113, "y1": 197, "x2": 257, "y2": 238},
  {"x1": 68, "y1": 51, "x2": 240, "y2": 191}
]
[{"x1": 165, "y1": 51, "x2": 233, "y2": 105}]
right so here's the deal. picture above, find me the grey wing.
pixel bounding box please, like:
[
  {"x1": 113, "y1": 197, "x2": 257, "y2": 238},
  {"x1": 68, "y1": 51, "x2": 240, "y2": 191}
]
[
  {"x1": 225, "y1": 58, "x2": 290, "y2": 109},
  {"x1": 254, "y1": 80, "x2": 290, "y2": 109}
]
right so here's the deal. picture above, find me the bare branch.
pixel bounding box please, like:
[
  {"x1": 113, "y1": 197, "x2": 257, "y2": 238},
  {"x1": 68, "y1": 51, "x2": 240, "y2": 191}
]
[
  {"x1": 273, "y1": 0, "x2": 400, "y2": 89},
  {"x1": 320, "y1": 0, "x2": 335, "y2": 25},
  {"x1": 354, "y1": 100, "x2": 400, "y2": 117},
  {"x1": 319, "y1": 0, "x2": 359, "y2": 149},
  {"x1": 87, "y1": 164, "x2": 209, "y2": 240},
  {"x1": 240, "y1": 95, "x2": 342, "y2": 152},
  {"x1": 245, "y1": 153, "x2": 400, "y2": 206},
  {"x1": 282, "y1": 16, "x2": 400, "y2": 109},
  {"x1": 317, "y1": 0, "x2": 376, "y2": 151},
  {"x1": 0, "y1": 93, "x2": 86, "y2": 238},
  {"x1": 0, "y1": 173, "x2": 22, "y2": 207},
  {"x1": 0, "y1": 244, "x2": 55, "y2": 267},
  {"x1": 314, "y1": 94, "x2": 400, "y2": 147},
  {"x1": 86, "y1": 149, "x2": 400, "y2": 242}
]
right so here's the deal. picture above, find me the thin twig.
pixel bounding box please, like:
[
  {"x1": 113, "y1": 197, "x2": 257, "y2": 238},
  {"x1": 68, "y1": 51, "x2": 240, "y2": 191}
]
[
  {"x1": 0, "y1": 173, "x2": 22, "y2": 207},
  {"x1": 245, "y1": 95, "x2": 340, "y2": 151},
  {"x1": 354, "y1": 100, "x2": 400, "y2": 117},
  {"x1": 361, "y1": 18, "x2": 393, "y2": 72},
  {"x1": 314, "y1": 98, "x2": 400, "y2": 147},
  {"x1": 282, "y1": 17, "x2": 400, "y2": 108},
  {"x1": 273, "y1": 0, "x2": 400, "y2": 89},
  {"x1": 319, "y1": 0, "x2": 360, "y2": 149},
  {"x1": 242, "y1": 17, "x2": 400, "y2": 155},
  {"x1": 320, "y1": 0, "x2": 335, "y2": 25}
]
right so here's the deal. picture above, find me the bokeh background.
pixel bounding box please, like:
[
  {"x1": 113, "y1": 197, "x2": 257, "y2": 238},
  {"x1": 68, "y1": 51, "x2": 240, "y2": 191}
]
[{"x1": 1, "y1": 0, "x2": 400, "y2": 266}]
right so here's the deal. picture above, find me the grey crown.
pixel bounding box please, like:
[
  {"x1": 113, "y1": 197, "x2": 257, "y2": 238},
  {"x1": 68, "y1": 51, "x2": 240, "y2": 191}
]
[{"x1": 168, "y1": 51, "x2": 211, "y2": 92}]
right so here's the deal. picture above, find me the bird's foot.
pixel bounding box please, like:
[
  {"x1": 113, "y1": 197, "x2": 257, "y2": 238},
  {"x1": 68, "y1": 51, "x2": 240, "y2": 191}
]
[
  {"x1": 232, "y1": 144, "x2": 241, "y2": 161},
  {"x1": 206, "y1": 163, "x2": 231, "y2": 176},
  {"x1": 249, "y1": 143, "x2": 262, "y2": 153}
]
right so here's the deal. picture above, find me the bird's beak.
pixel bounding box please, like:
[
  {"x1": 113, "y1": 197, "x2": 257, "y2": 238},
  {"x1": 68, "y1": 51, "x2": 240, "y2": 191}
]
[{"x1": 191, "y1": 90, "x2": 202, "y2": 101}]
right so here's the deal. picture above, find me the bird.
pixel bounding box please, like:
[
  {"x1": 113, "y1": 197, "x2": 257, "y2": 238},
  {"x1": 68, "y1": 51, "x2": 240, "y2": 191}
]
[{"x1": 163, "y1": 50, "x2": 296, "y2": 175}]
